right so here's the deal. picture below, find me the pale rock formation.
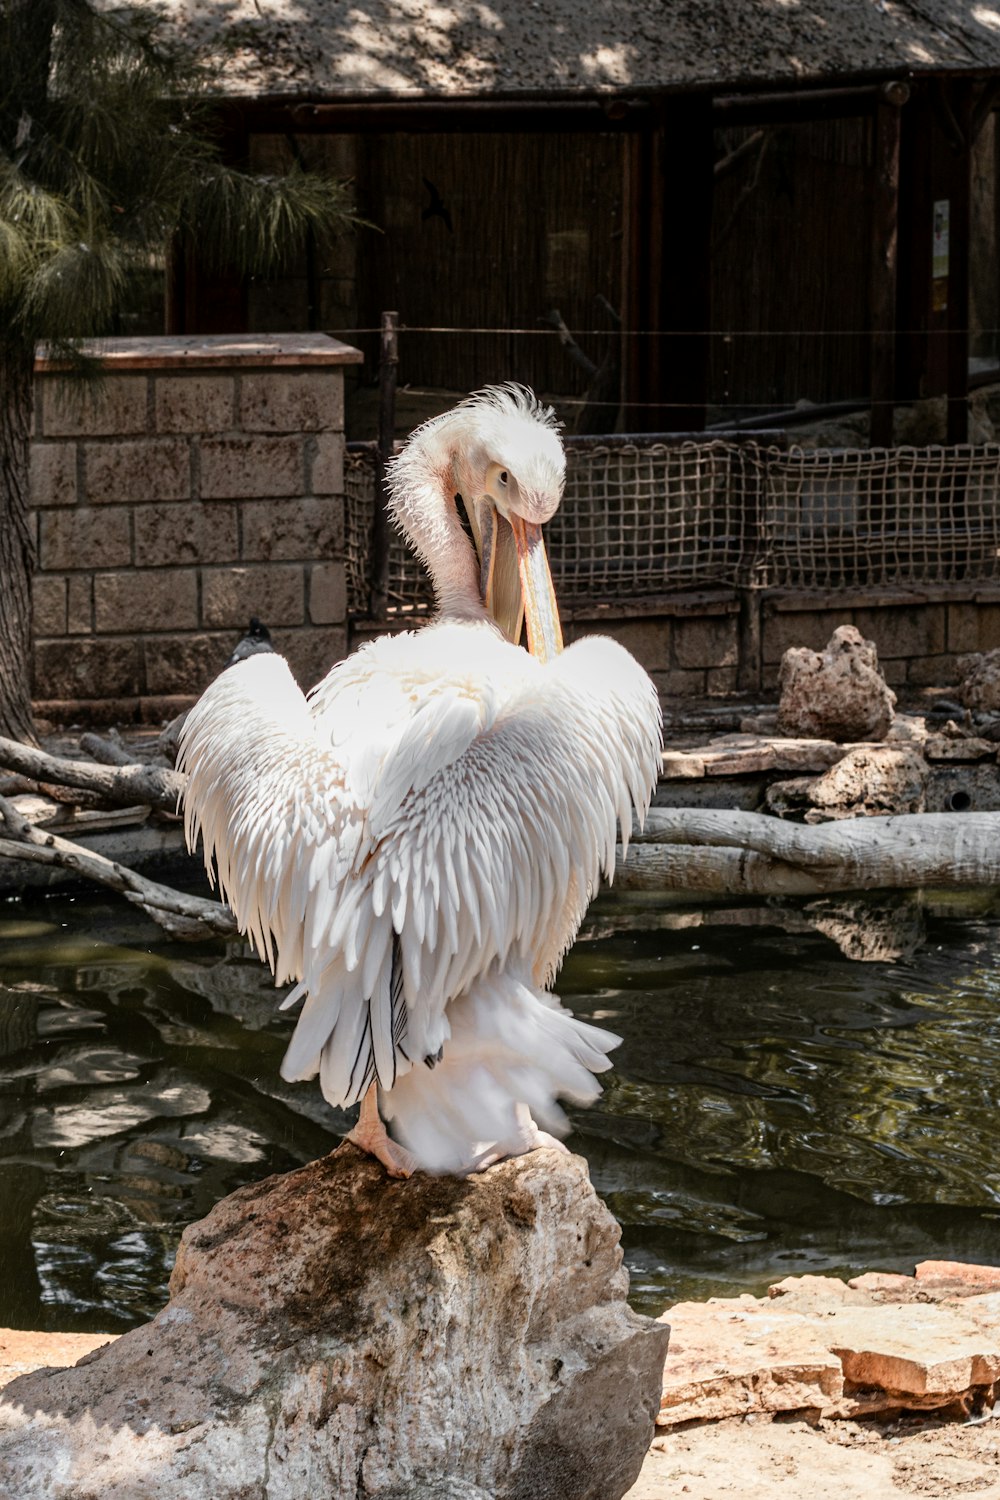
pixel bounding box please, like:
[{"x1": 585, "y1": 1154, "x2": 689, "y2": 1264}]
[
  {"x1": 0, "y1": 1145, "x2": 668, "y2": 1500},
  {"x1": 766, "y1": 744, "x2": 927, "y2": 821},
  {"x1": 777, "y1": 625, "x2": 897, "y2": 742},
  {"x1": 657, "y1": 1263, "x2": 1000, "y2": 1427},
  {"x1": 958, "y1": 648, "x2": 1000, "y2": 714}
]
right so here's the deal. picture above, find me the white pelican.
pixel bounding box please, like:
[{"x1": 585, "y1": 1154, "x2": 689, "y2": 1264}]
[{"x1": 179, "y1": 386, "x2": 662, "y2": 1176}]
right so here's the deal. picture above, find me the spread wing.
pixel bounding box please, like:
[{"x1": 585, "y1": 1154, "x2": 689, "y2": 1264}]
[{"x1": 178, "y1": 627, "x2": 661, "y2": 1111}]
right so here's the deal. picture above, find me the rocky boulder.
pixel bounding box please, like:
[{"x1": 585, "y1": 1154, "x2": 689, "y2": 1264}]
[
  {"x1": 0, "y1": 1144, "x2": 668, "y2": 1500},
  {"x1": 777, "y1": 625, "x2": 897, "y2": 742},
  {"x1": 766, "y1": 744, "x2": 928, "y2": 822},
  {"x1": 958, "y1": 648, "x2": 1000, "y2": 714}
]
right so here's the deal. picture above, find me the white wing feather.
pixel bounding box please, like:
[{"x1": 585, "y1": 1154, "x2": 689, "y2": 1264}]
[{"x1": 178, "y1": 620, "x2": 661, "y2": 1166}]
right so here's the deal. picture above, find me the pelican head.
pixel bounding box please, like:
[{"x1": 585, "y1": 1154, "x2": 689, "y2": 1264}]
[{"x1": 386, "y1": 384, "x2": 566, "y2": 662}]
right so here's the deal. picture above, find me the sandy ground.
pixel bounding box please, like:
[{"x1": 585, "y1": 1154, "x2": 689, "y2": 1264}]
[{"x1": 628, "y1": 1412, "x2": 1000, "y2": 1499}]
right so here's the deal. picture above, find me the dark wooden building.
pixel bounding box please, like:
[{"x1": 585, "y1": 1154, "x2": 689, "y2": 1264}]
[{"x1": 158, "y1": 0, "x2": 1000, "y2": 443}]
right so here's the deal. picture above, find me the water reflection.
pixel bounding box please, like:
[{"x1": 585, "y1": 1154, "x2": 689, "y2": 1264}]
[{"x1": 1, "y1": 888, "x2": 1000, "y2": 1328}]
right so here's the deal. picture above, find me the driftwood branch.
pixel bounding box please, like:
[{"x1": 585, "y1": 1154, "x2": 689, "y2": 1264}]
[
  {"x1": 79, "y1": 730, "x2": 139, "y2": 768},
  {"x1": 0, "y1": 794, "x2": 235, "y2": 941},
  {"x1": 0, "y1": 734, "x2": 183, "y2": 813},
  {"x1": 618, "y1": 809, "x2": 1000, "y2": 895}
]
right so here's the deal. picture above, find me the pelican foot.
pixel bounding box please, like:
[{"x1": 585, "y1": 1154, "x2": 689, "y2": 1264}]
[
  {"x1": 469, "y1": 1111, "x2": 570, "y2": 1173},
  {"x1": 347, "y1": 1121, "x2": 418, "y2": 1178},
  {"x1": 347, "y1": 1083, "x2": 418, "y2": 1178}
]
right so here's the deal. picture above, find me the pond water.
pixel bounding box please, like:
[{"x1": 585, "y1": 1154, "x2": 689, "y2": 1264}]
[{"x1": 1, "y1": 882, "x2": 1000, "y2": 1331}]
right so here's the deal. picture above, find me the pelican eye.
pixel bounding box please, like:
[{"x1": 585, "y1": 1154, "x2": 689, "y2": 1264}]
[{"x1": 499, "y1": 470, "x2": 508, "y2": 484}]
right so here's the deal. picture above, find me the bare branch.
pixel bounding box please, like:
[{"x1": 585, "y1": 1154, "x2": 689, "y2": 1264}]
[
  {"x1": 0, "y1": 733, "x2": 184, "y2": 812},
  {"x1": 0, "y1": 792, "x2": 236, "y2": 940}
]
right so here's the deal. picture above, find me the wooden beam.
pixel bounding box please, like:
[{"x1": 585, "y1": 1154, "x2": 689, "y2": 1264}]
[
  {"x1": 236, "y1": 98, "x2": 651, "y2": 136},
  {"x1": 869, "y1": 98, "x2": 903, "y2": 447},
  {"x1": 945, "y1": 82, "x2": 973, "y2": 445},
  {"x1": 713, "y1": 80, "x2": 909, "y2": 127}
]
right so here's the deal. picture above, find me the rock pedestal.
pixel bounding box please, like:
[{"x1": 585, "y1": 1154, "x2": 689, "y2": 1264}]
[
  {"x1": 0, "y1": 1145, "x2": 668, "y2": 1500},
  {"x1": 777, "y1": 625, "x2": 896, "y2": 742}
]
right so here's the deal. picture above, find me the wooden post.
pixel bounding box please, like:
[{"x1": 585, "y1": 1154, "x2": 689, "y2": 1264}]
[
  {"x1": 621, "y1": 96, "x2": 713, "y2": 433},
  {"x1": 369, "y1": 311, "x2": 399, "y2": 620},
  {"x1": 869, "y1": 87, "x2": 906, "y2": 448},
  {"x1": 946, "y1": 84, "x2": 973, "y2": 446},
  {"x1": 659, "y1": 98, "x2": 714, "y2": 432}
]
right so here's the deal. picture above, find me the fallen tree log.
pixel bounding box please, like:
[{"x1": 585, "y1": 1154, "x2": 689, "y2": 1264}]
[
  {"x1": 617, "y1": 809, "x2": 1000, "y2": 894},
  {"x1": 0, "y1": 735, "x2": 183, "y2": 814},
  {"x1": 0, "y1": 796, "x2": 235, "y2": 941}
]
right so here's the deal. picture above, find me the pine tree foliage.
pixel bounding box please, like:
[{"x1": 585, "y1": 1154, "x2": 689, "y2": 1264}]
[
  {"x1": 0, "y1": 0, "x2": 357, "y2": 742},
  {"x1": 0, "y1": 0, "x2": 355, "y2": 353}
]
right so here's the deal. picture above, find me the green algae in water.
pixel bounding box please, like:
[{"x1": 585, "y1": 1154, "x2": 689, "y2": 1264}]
[{"x1": 1, "y1": 886, "x2": 1000, "y2": 1329}]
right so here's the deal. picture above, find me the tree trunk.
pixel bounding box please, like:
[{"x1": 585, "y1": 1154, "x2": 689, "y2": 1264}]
[
  {"x1": 615, "y1": 808, "x2": 1000, "y2": 895},
  {"x1": 0, "y1": 347, "x2": 37, "y2": 744}
]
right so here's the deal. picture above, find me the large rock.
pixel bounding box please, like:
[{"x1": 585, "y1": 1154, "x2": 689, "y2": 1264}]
[
  {"x1": 777, "y1": 625, "x2": 897, "y2": 742},
  {"x1": 958, "y1": 648, "x2": 1000, "y2": 714},
  {"x1": 0, "y1": 1144, "x2": 667, "y2": 1500}
]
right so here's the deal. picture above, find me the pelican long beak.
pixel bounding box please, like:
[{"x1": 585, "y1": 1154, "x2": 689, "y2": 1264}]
[
  {"x1": 508, "y1": 512, "x2": 564, "y2": 664},
  {"x1": 474, "y1": 498, "x2": 563, "y2": 664}
]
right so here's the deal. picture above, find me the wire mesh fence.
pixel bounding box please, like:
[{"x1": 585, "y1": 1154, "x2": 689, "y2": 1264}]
[{"x1": 345, "y1": 439, "x2": 1000, "y2": 616}]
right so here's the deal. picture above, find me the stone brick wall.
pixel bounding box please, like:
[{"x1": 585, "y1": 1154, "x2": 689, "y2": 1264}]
[
  {"x1": 557, "y1": 584, "x2": 1000, "y2": 702},
  {"x1": 761, "y1": 587, "x2": 1000, "y2": 693},
  {"x1": 30, "y1": 334, "x2": 361, "y2": 725},
  {"x1": 560, "y1": 592, "x2": 741, "y2": 703}
]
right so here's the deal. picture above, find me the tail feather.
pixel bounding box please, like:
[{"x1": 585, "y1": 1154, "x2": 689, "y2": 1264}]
[{"x1": 379, "y1": 969, "x2": 619, "y2": 1173}]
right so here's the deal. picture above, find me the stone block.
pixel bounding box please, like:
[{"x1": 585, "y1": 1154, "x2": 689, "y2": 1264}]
[
  {"x1": 32, "y1": 576, "x2": 67, "y2": 638},
  {"x1": 201, "y1": 565, "x2": 305, "y2": 629},
  {"x1": 33, "y1": 637, "x2": 141, "y2": 699},
  {"x1": 239, "y1": 370, "x2": 342, "y2": 433},
  {"x1": 42, "y1": 375, "x2": 148, "y2": 437},
  {"x1": 908, "y1": 653, "x2": 960, "y2": 686},
  {"x1": 948, "y1": 602, "x2": 1000, "y2": 655},
  {"x1": 600, "y1": 619, "x2": 671, "y2": 672},
  {"x1": 283, "y1": 625, "x2": 348, "y2": 690},
  {"x1": 674, "y1": 616, "x2": 738, "y2": 670},
  {"x1": 67, "y1": 575, "x2": 93, "y2": 635},
  {"x1": 240, "y1": 497, "x2": 343, "y2": 562},
  {"x1": 948, "y1": 603, "x2": 980, "y2": 655},
  {"x1": 762, "y1": 609, "x2": 850, "y2": 665},
  {"x1": 39, "y1": 508, "x2": 131, "y2": 570},
  {"x1": 199, "y1": 436, "x2": 304, "y2": 499},
  {"x1": 154, "y1": 375, "x2": 236, "y2": 435},
  {"x1": 308, "y1": 562, "x2": 347, "y2": 625},
  {"x1": 133, "y1": 503, "x2": 238, "y2": 568},
  {"x1": 853, "y1": 604, "x2": 947, "y2": 660},
  {"x1": 84, "y1": 438, "x2": 191, "y2": 504},
  {"x1": 650, "y1": 667, "x2": 706, "y2": 699},
  {"x1": 94, "y1": 569, "x2": 198, "y2": 634},
  {"x1": 310, "y1": 432, "x2": 345, "y2": 495},
  {"x1": 706, "y1": 665, "x2": 738, "y2": 696},
  {"x1": 143, "y1": 633, "x2": 232, "y2": 695},
  {"x1": 30, "y1": 443, "x2": 77, "y2": 508},
  {"x1": 878, "y1": 656, "x2": 909, "y2": 686}
]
